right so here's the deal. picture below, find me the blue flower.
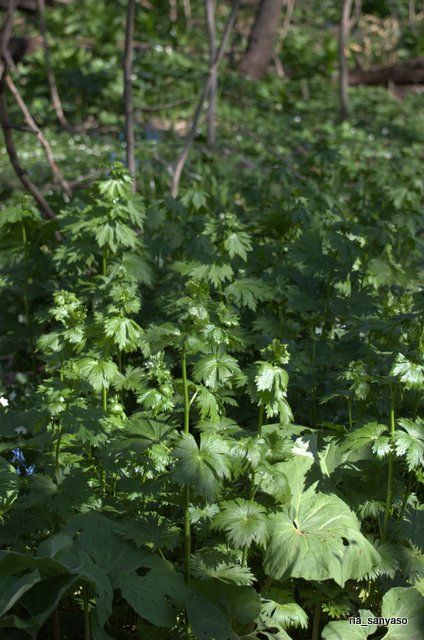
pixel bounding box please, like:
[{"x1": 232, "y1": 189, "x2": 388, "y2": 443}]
[
  {"x1": 25, "y1": 464, "x2": 36, "y2": 477},
  {"x1": 11, "y1": 448, "x2": 25, "y2": 464}
]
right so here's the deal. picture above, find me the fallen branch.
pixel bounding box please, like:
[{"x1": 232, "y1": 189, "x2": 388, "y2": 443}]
[{"x1": 349, "y1": 57, "x2": 424, "y2": 86}]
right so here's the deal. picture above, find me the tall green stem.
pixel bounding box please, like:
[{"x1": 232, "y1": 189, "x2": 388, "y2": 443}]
[
  {"x1": 243, "y1": 403, "x2": 265, "y2": 566},
  {"x1": 83, "y1": 586, "x2": 90, "y2": 640},
  {"x1": 182, "y1": 350, "x2": 191, "y2": 584},
  {"x1": 382, "y1": 385, "x2": 396, "y2": 540},
  {"x1": 21, "y1": 222, "x2": 36, "y2": 371}
]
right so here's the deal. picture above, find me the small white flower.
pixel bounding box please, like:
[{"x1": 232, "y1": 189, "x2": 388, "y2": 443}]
[
  {"x1": 291, "y1": 437, "x2": 313, "y2": 458},
  {"x1": 18, "y1": 314, "x2": 26, "y2": 324},
  {"x1": 15, "y1": 426, "x2": 27, "y2": 435},
  {"x1": 294, "y1": 116, "x2": 301, "y2": 123},
  {"x1": 0, "y1": 396, "x2": 9, "y2": 407}
]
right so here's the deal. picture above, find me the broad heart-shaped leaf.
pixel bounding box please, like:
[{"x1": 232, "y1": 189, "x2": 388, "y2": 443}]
[
  {"x1": 119, "y1": 557, "x2": 187, "y2": 627},
  {"x1": 381, "y1": 587, "x2": 424, "y2": 639},
  {"x1": 186, "y1": 579, "x2": 260, "y2": 640},
  {"x1": 0, "y1": 573, "x2": 82, "y2": 637},
  {"x1": 322, "y1": 610, "x2": 376, "y2": 639},
  {"x1": 172, "y1": 433, "x2": 231, "y2": 499},
  {"x1": 264, "y1": 456, "x2": 380, "y2": 586},
  {"x1": 0, "y1": 571, "x2": 41, "y2": 617},
  {"x1": 56, "y1": 514, "x2": 185, "y2": 629}
]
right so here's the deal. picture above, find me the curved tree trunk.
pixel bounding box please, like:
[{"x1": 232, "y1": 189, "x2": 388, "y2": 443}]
[{"x1": 238, "y1": 0, "x2": 285, "y2": 80}]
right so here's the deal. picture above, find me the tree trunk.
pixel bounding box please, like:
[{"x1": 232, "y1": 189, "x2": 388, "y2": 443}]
[
  {"x1": 123, "y1": 0, "x2": 136, "y2": 191},
  {"x1": 206, "y1": 0, "x2": 217, "y2": 146},
  {"x1": 338, "y1": 0, "x2": 353, "y2": 123},
  {"x1": 238, "y1": 0, "x2": 285, "y2": 80}
]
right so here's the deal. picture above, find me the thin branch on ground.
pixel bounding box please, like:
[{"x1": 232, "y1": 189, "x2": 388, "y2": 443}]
[{"x1": 171, "y1": 0, "x2": 240, "y2": 198}]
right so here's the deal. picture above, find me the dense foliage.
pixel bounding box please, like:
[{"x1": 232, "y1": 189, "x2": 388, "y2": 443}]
[{"x1": 1, "y1": 1, "x2": 424, "y2": 639}]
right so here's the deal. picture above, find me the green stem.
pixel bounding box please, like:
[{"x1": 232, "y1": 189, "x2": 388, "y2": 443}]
[
  {"x1": 182, "y1": 350, "x2": 189, "y2": 435},
  {"x1": 311, "y1": 597, "x2": 321, "y2": 640},
  {"x1": 83, "y1": 586, "x2": 90, "y2": 640},
  {"x1": 102, "y1": 251, "x2": 108, "y2": 278},
  {"x1": 244, "y1": 403, "x2": 265, "y2": 567},
  {"x1": 102, "y1": 386, "x2": 107, "y2": 413},
  {"x1": 21, "y1": 222, "x2": 36, "y2": 372},
  {"x1": 181, "y1": 350, "x2": 191, "y2": 584},
  {"x1": 382, "y1": 385, "x2": 396, "y2": 541},
  {"x1": 347, "y1": 397, "x2": 353, "y2": 430},
  {"x1": 55, "y1": 422, "x2": 63, "y2": 471},
  {"x1": 52, "y1": 607, "x2": 61, "y2": 640}
]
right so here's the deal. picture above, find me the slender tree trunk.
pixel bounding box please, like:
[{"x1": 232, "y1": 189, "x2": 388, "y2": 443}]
[
  {"x1": 183, "y1": 0, "x2": 192, "y2": 26},
  {"x1": 0, "y1": 0, "x2": 55, "y2": 219},
  {"x1": 169, "y1": 0, "x2": 177, "y2": 22},
  {"x1": 238, "y1": 0, "x2": 285, "y2": 80},
  {"x1": 171, "y1": 0, "x2": 240, "y2": 198},
  {"x1": 338, "y1": 0, "x2": 353, "y2": 122},
  {"x1": 37, "y1": 0, "x2": 70, "y2": 129},
  {"x1": 205, "y1": 0, "x2": 217, "y2": 146},
  {"x1": 123, "y1": 0, "x2": 136, "y2": 191}
]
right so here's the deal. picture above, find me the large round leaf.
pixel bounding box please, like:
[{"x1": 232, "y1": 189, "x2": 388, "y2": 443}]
[{"x1": 264, "y1": 485, "x2": 380, "y2": 586}]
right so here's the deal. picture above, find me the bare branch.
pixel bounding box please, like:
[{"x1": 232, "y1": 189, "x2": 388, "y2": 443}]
[
  {"x1": 171, "y1": 0, "x2": 240, "y2": 198},
  {"x1": 123, "y1": 0, "x2": 136, "y2": 191},
  {"x1": 5, "y1": 72, "x2": 71, "y2": 197}
]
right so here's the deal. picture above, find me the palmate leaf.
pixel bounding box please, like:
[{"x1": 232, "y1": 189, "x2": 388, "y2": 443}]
[
  {"x1": 213, "y1": 499, "x2": 268, "y2": 549},
  {"x1": 94, "y1": 221, "x2": 139, "y2": 253},
  {"x1": 225, "y1": 278, "x2": 272, "y2": 311},
  {"x1": 223, "y1": 231, "x2": 252, "y2": 261},
  {"x1": 192, "y1": 547, "x2": 254, "y2": 585},
  {"x1": 342, "y1": 422, "x2": 390, "y2": 458},
  {"x1": 261, "y1": 589, "x2": 308, "y2": 628},
  {"x1": 193, "y1": 352, "x2": 241, "y2": 390},
  {"x1": 172, "y1": 433, "x2": 230, "y2": 499},
  {"x1": 77, "y1": 357, "x2": 119, "y2": 391},
  {"x1": 264, "y1": 456, "x2": 380, "y2": 586},
  {"x1": 391, "y1": 354, "x2": 424, "y2": 390},
  {"x1": 395, "y1": 419, "x2": 424, "y2": 471},
  {"x1": 104, "y1": 316, "x2": 144, "y2": 351},
  {"x1": 190, "y1": 262, "x2": 234, "y2": 287}
]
